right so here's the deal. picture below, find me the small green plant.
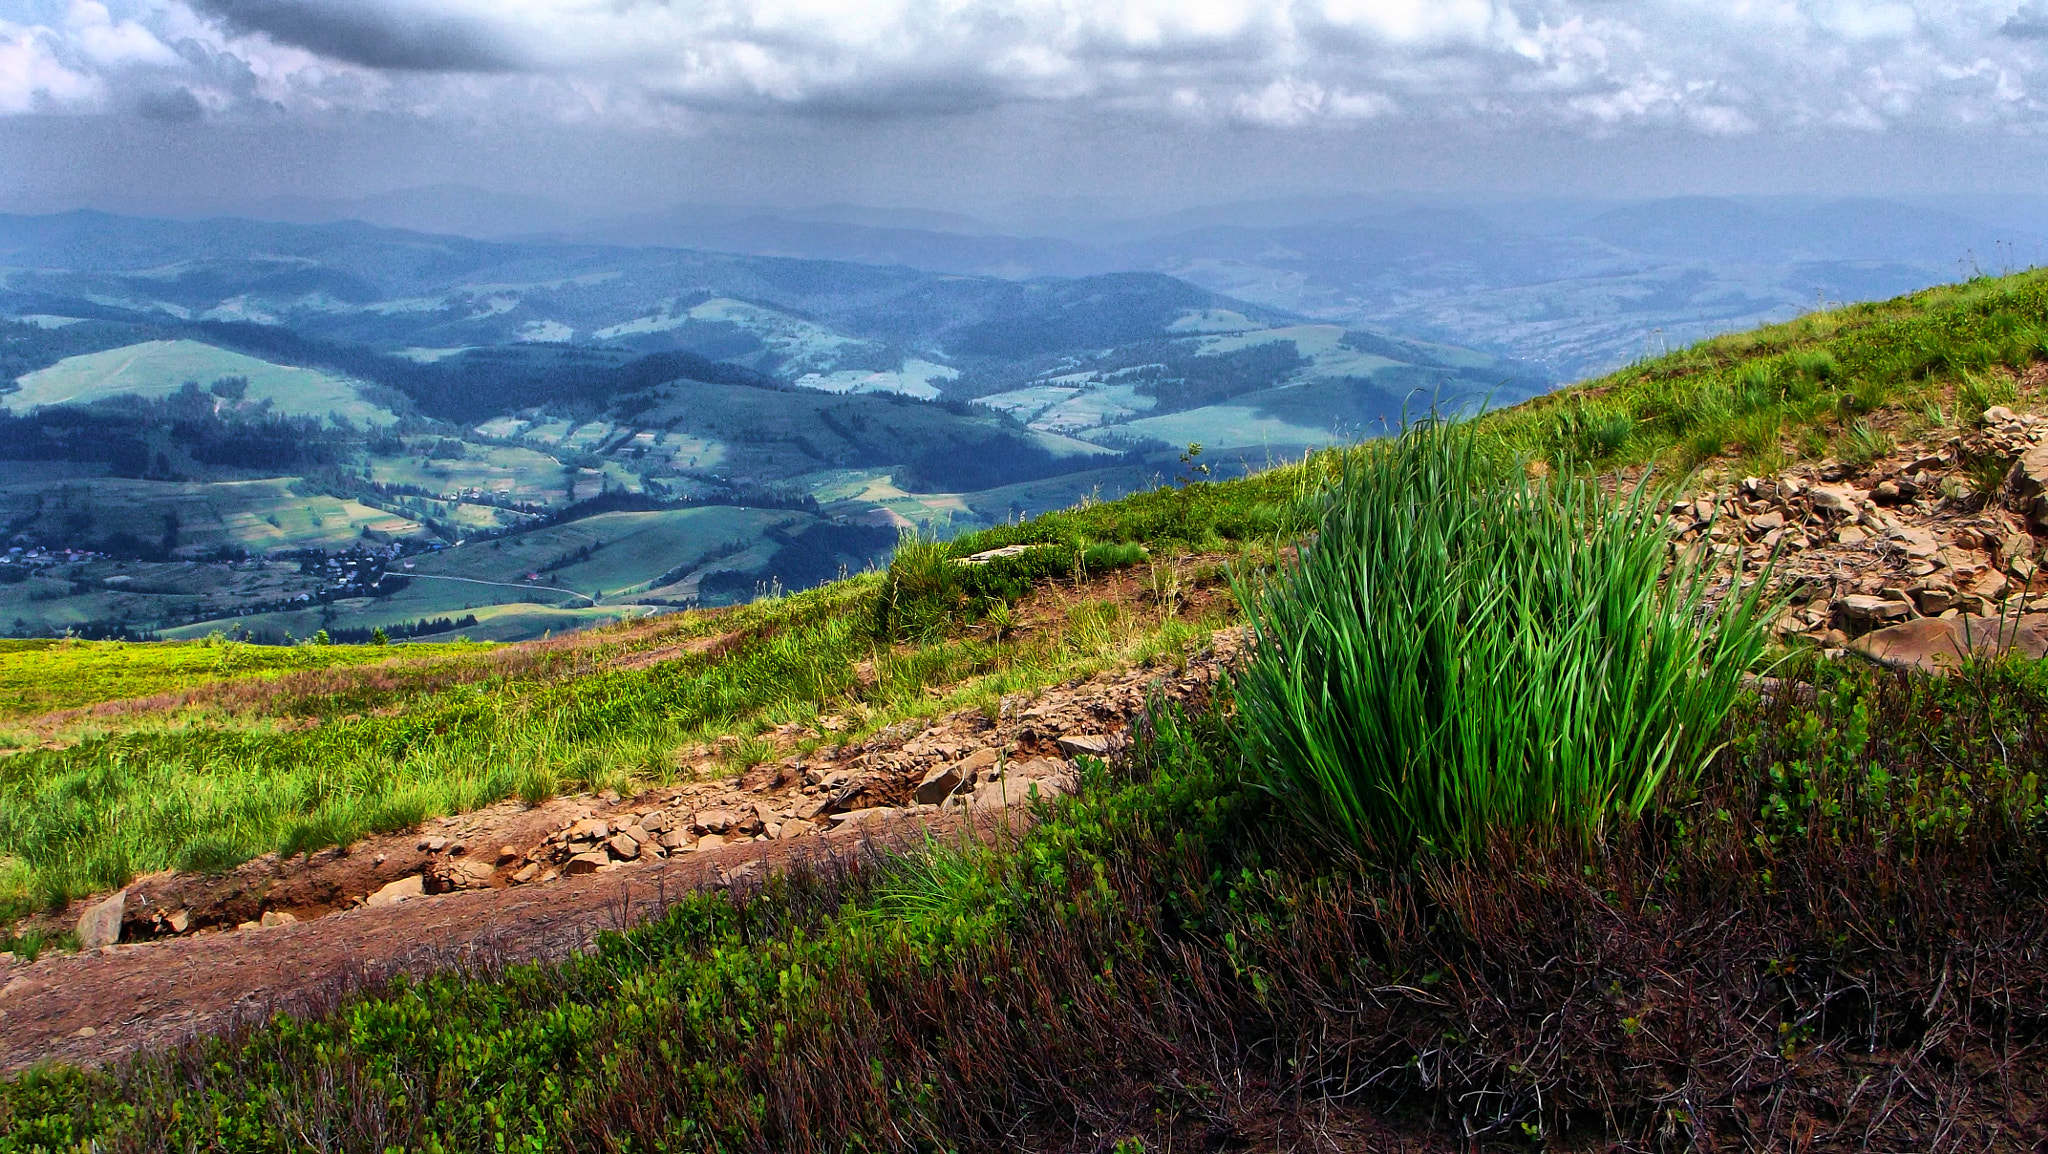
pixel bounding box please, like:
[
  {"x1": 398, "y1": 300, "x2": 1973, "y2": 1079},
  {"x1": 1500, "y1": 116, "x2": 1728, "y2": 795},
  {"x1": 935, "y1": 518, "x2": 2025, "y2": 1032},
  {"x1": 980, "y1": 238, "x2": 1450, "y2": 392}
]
[
  {"x1": 1957, "y1": 370, "x2": 2018, "y2": 424},
  {"x1": 3, "y1": 925, "x2": 49, "y2": 962},
  {"x1": 722, "y1": 733, "x2": 775, "y2": 774},
  {"x1": 370, "y1": 627, "x2": 389, "y2": 646},
  {"x1": 1961, "y1": 451, "x2": 2016, "y2": 507},
  {"x1": 1080, "y1": 541, "x2": 1146, "y2": 575},
  {"x1": 982, "y1": 599, "x2": 1017, "y2": 642},
  {"x1": 1790, "y1": 348, "x2": 1839, "y2": 381},
  {"x1": 1146, "y1": 561, "x2": 1183, "y2": 617},
  {"x1": 1732, "y1": 360, "x2": 1779, "y2": 412},
  {"x1": 1549, "y1": 399, "x2": 1635, "y2": 463},
  {"x1": 1837, "y1": 421, "x2": 1894, "y2": 469}
]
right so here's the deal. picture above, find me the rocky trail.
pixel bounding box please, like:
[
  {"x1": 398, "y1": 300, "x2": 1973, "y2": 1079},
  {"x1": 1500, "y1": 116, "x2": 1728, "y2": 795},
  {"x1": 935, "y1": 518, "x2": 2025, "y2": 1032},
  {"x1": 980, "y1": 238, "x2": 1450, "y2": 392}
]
[
  {"x1": 1686, "y1": 404, "x2": 2048, "y2": 670},
  {"x1": 0, "y1": 637, "x2": 1239, "y2": 1072}
]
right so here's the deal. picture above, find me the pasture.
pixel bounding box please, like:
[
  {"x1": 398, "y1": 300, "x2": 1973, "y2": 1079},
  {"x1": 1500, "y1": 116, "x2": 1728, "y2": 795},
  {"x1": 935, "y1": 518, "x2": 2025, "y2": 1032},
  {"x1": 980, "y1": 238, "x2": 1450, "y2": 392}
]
[{"x1": 7, "y1": 340, "x2": 396, "y2": 426}]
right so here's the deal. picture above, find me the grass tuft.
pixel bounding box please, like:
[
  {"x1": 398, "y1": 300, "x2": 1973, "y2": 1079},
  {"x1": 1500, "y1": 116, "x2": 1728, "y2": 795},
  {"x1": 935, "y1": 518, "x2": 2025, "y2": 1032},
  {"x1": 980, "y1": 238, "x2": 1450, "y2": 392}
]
[{"x1": 1233, "y1": 420, "x2": 1776, "y2": 860}]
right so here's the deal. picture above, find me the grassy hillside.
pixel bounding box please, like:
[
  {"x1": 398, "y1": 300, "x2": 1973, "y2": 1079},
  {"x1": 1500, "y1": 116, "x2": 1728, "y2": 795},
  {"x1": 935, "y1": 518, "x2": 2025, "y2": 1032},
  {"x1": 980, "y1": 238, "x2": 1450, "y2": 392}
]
[
  {"x1": 8, "y1": 340, "x2": 395, "y2": 426},
  {"x1": 5, "y1": 270, "x2": 2048, "y2": 1149},
  {"x1": 1485, "y1": 268, "x2": 2048, "y2": 472}
]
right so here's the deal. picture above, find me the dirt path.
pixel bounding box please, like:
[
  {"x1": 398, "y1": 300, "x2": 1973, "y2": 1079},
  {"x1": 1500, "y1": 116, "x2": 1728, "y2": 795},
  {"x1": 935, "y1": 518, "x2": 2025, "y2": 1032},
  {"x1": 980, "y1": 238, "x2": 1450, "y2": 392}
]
[
  {"x1": 0, "y1": 636, "x2": 1238, "y2": 1072},
  {"x1": 0, "y1": 815, "x2": 954, "y2": 1073}
]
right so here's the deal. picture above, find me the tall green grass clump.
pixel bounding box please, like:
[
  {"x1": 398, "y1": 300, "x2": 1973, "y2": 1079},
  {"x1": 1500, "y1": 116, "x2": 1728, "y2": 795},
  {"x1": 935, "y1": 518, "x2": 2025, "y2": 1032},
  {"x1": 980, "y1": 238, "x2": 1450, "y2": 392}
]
[{"x1": 1234, "y1": 421, "x2": 1775, "y2": 860}]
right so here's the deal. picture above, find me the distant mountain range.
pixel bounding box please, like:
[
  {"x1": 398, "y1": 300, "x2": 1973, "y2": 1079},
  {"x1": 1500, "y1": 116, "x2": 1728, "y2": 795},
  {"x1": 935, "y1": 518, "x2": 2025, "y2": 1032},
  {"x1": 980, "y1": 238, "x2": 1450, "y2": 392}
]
[{"x1": 1, "y1": 191, "x2": 2035, "y2": 641}]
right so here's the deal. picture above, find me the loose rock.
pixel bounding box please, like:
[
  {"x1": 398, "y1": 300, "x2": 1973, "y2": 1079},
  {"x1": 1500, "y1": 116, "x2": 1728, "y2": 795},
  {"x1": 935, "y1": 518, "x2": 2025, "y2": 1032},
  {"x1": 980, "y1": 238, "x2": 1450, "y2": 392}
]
[{"x1": 75, "y1": 890, "x2": 125, "y2": 950}]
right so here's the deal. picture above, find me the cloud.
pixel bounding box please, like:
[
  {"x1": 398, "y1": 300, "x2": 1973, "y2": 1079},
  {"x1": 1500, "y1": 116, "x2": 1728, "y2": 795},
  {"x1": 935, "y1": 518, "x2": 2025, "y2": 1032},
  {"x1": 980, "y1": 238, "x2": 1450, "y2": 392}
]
[
  {"x1": 5, "y1": 0, "x2": 2048, "y2": 139},
  {"x1": 191, "y1": 0, "x2": 524, "y2": 71},
  {"x1": 132, "y1": 84, "x2": 203, "y2": 120},
  {"x1": 2005, "y1": 0, "x2": 2048, "y2": 36}
]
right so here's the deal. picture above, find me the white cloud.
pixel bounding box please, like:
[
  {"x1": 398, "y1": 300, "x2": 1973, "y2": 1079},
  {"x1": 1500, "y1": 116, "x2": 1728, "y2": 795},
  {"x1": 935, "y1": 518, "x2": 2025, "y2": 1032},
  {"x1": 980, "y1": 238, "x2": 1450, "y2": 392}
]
[{"x1": 6, "y1": 0, "x2": 2048, "y2": 137}]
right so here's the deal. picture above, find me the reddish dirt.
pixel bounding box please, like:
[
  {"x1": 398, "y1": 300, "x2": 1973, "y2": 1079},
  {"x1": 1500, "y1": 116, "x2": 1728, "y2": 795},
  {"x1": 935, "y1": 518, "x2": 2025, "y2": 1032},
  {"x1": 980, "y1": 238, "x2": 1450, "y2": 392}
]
[
  {"x1": 0, "y1": 633, "x2": 1241, "y2": 1072},
  {"x1": 0, "y1": 813, "x2": 973, "y2": 1072}
]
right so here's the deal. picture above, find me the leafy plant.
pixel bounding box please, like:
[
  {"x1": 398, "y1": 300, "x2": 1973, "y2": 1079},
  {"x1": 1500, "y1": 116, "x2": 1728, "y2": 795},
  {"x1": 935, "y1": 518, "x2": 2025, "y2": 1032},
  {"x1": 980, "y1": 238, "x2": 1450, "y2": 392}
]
[{"x1": 1233, "y1": 420, "x2": 1776, "y2": 860}]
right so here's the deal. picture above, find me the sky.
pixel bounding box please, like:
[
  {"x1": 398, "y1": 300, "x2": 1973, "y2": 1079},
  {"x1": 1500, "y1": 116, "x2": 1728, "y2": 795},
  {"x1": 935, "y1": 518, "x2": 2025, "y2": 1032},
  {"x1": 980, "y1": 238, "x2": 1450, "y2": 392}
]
[{"x1": 6, "y1": 0, "x2": 2048, "y2": 222}]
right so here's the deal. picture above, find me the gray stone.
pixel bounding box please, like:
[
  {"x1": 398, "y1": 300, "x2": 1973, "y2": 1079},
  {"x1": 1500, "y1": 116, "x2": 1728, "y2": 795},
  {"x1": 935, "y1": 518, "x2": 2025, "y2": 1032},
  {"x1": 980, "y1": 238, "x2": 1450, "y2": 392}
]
[
  {"x1": 1851, "y1": 612, "x2": 2048, "y2": 675},
  {"x1": 954, "y1": 748, "x2": 999, "y2": 785},
  {"x1": 1835, "y1": 594, "x2": 1911, "y2": 632},
  {"x1": 75, "y1": 889, "x2": 125, "y2": 950},
  {"x1": 914, "y1": 763, "x2": 964, "y2": 805},
  {"x1": 367, "y1": 875, "x2": 424, "y2": 907},
  {"x1": 1056, "y1": 733, "x2": 1113, "y2": 759},
  {"x1": 1888, "y1": 526, "x2": 1940, "y2": 559},
  {"x1": 607, "y1": 832, "x2": 641, "y2": 860},
  {"x1": 1915, "y1": 587, "x2": 1956, "y2": 616},
  {"x1": 563, "y1": 851, "x2": 608, "y2": 875},
  {"x1": 2013, "y1": 442, "x2": 2048, "y2": 530},
  {"x1": 955, "y1": 543, "x2": 1052, "y2": 565},
  {"x1": 1810, "y1": 485, "x2": 1865, "y2": 517}
]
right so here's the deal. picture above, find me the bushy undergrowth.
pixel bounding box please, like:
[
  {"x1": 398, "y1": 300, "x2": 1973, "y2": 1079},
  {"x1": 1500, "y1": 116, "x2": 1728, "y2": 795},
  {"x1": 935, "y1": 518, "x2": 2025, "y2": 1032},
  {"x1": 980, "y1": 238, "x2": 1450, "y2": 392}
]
[
  {"x1": 5, "y1": 657, "x2": 2047, "y2": 1151},
  {"x1": 1235, "y1": 422, "x2": 1776, "y2": 859}
]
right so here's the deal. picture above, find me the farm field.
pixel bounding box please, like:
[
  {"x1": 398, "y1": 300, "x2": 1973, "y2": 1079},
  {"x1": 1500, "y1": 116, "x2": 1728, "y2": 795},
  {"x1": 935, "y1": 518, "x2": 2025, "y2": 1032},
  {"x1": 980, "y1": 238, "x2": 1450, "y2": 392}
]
[
  {"x1": 0, "y1": 559, "x2": 323, "y2": 639},
  {"x1": 0, "y1": 477, "x2": 427, "y2": 556},
  {"x1": 367, "y1": 443, "x2": 573, "y2": 505},
  {"x1": 6, "y1": 340, "x2": 395, "y2": 426},
  {"x1": 406, "y1": 507, "x2": 804, "y2": 595}
]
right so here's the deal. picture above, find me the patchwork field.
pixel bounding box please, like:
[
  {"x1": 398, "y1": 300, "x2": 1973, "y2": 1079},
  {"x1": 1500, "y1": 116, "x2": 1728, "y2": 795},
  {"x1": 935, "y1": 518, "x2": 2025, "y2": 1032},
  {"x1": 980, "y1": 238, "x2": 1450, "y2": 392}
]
[{"x1": 0, "y1": 477, "x2": 427, "y2": 556}]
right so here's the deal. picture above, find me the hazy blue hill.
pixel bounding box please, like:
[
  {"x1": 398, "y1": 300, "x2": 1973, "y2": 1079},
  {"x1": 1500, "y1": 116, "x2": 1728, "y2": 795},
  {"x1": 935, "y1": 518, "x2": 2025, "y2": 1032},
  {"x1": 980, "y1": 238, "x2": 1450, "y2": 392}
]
[
  {"x1": 582, "y1": 211, "x2": 1110, "y2": 279},
  {"x1": 1574, "y1": 196, "x2": 2036, "y2": 264}
]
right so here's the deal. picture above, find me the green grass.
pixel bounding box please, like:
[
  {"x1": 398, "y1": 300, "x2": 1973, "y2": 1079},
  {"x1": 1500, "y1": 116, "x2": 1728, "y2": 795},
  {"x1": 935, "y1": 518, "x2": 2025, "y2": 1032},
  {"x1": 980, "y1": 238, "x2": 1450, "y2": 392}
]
[
  {"x1": 1233, "y1": 421, "x2": 1776, "y2": 859},
  {"x1": 1485, "y1": 268, "x2": 2048, "y2": 469},
  {"x1": 0, "y1": 636, "x2": 489, "y2": 722}
]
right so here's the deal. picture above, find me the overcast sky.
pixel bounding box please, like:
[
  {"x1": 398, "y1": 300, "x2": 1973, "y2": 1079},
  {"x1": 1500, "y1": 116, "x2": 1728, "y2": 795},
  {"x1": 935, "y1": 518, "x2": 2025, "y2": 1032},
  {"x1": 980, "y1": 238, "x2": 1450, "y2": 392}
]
[{"x1": 6, "y1": 0, "x2": 2048, "y2": 220}]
